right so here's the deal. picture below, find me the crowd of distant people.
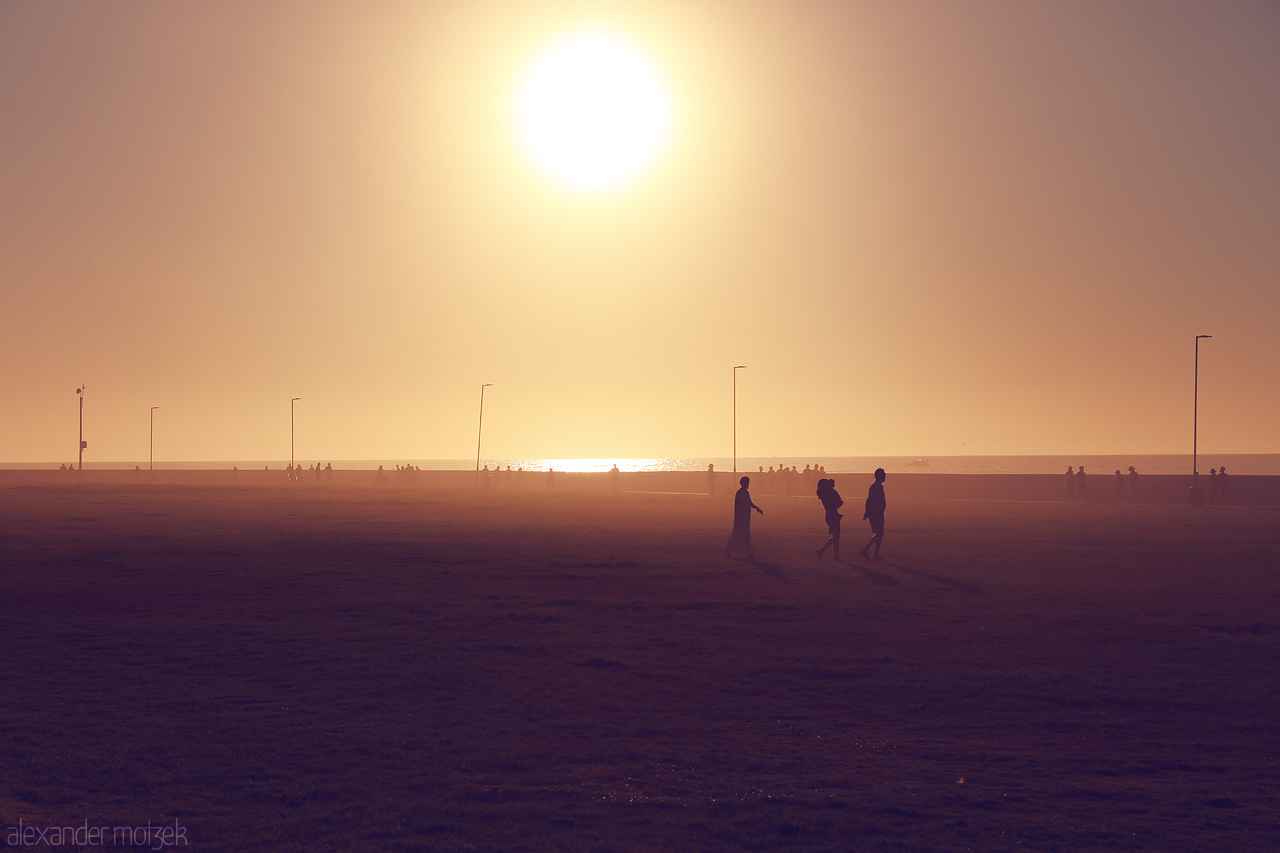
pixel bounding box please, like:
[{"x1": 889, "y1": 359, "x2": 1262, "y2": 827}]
[
  {"x1": 706, "y1": 462, "x2": 835, "y2": 497},
  {"x1": 1063, "y1": 464, "x2": 1231, "y2": 504},
  {"x1": 49, "y1": 457, "x2": 1240, "y2": 510},
  {"x1": 476, "y1": 464, "x2": 534, "y2": 489},
  {"x1": 274, "y1": 462, "x2": 334, "y2": 484}
]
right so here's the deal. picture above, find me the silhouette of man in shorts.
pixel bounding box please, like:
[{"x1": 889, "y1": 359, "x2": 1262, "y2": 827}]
[{"x1": 860, "y1": 468, "x2": 887, "y2": 562}]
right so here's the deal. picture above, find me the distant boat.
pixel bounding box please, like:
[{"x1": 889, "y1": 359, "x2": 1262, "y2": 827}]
[{"x1": 905, "y1": 456, "x2": 930, "y2": 468}]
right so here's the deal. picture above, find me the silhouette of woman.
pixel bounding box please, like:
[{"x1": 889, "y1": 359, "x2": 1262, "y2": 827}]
[
  {"x1": 815, "y1": 478, "x2": 844, "y2": 562},
  {"x1": 724, "y1": 476, "x2": 763, "y2": 560}
]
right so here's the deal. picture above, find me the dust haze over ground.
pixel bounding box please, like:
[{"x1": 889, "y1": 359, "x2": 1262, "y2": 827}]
[{"x1": 1, "y1": 484, "x2": 1278, "y2": 850}]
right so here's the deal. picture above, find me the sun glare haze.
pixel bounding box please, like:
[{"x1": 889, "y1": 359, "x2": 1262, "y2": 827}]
[
  {"x1": 1, "y1": 1, "x2": 1278, "y2": 464},
  {"x1": 516, "y1": 31, "x2": 670, "y2": 191}
]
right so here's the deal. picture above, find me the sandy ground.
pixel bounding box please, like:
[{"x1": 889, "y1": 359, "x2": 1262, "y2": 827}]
[{"x1": 1, "y1": 484, "x2": 1278, "y2": 851}]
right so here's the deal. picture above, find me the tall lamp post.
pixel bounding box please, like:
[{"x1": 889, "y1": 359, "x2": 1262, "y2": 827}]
[
  {"x1": 733, "y1": 365, "x2": 746, "y2": 474},
  {"x1": 150, "y1": 406, "x2": 159, "y2": 472},
  {"x1": 291, "y1": 397, "x2": 302, "y2": 473},
  {"x1": 1192, "y1": 335, "x2": 1212, "y2": 505},
  {"x1": 476, "y1": 383, "x2": 492, "y2": 484},
  {"x1": 76, "y1": 385, "x2": 86, "y2": 471}
]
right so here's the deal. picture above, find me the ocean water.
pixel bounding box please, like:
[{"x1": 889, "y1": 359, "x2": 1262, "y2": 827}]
[
  {"x1": 11, "y1": 454, "x2": 1279, "y2": 475},
  {"x1": 473, "y1": 454, "x2": 1280, "y2": 476}
]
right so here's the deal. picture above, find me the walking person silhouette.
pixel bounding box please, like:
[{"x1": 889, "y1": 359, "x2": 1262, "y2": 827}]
[
  {"x1": 859, "y1": 468, "x2": 887, "y2": 562},
  {"x1": 724, "y1": 476, "x2": 763, "y2": 560},
  {"x1": 814, "y1": 478, "x2": 844, "y2": 562}
]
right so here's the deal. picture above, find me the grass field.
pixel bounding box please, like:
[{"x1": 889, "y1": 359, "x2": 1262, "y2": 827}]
[{"x1": 1, "y1": 484, "x2": 1278, "y2": 850}]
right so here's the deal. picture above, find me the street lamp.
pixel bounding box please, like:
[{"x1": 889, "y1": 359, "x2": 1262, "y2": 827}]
[
  {"x1": 476, "y1": 383, "x2": 493, "y2": 483},
  {"x1": 1192, "y1": 335, "x2": 1212, "y2": 505},
  {"x1": 150, "y1": 406, "x2": 159, "y2": 472},
  {"x1": 291, "y1": 397, "x2": 302, "y2": 473},
  {"x1": 76, "y1": 385, "x2": 86, "y2": 471},
  {"x1": 733, "y1": 365, "x2": 746, "y2": 474}
]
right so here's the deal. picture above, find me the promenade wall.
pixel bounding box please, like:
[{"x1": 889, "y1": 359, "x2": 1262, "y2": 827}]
[{"x1": 3, "y1": 469, "x2": 1278, "y2": 507}]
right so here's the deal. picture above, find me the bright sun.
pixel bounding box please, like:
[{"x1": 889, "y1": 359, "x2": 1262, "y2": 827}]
[{"x1": 517, "y1": 32, "x2": 670, "y2": 191}]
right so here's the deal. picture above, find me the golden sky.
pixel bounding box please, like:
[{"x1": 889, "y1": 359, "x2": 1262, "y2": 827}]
[{"x1": 2, "y1": 0, "x2": 1278, "y2": 463}]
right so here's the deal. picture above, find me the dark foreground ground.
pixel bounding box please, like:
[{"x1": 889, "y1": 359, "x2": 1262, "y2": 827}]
[{"x1": 1, "y1": 485, "x2": 1278, "y2": 851}]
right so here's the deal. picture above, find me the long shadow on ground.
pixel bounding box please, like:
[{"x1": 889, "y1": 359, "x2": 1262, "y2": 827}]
[
  {"x1": 844, "y1": 561, "x2": 899, "y2": 585},
  {"x1": 886, "y1": 560, "x2": 984, "y2": 595}
]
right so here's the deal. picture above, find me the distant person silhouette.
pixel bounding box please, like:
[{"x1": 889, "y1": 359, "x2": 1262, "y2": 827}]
[
  {"x1": 1114, "y1": 469, "x2": 1124, "y2": 501},
  {"x1": 375, "y1": 464, "x2": 386, "y2": 485},
  {"x1": 859, "y1": 468, "x2": 887, "y2": 562},
  {"x1": 59, "y1": 463, "x2": 66, "y2": 471},
  {"x1": 609, "y1": 464, "x2": 620, "y2": 492},
  {"x1": 324, "y1": 462, "x2": 332, "y2": 483},
  {"x1": 724, "y1": 476, "x2": 763, "y2": 560},
  {"x1": 1208, "y1": 469, "x2": 1220, "y2": 504},
  {"x1": 1065, "y1": 466, "x2": 1076, "y2": 502},
  {"x1": 1218, "y1": 466, "x2": 1230, "y2": 504},
  {"x1": 1128, "y1": 466, "x2": 1139, "y2": 499},
  {"x1": 814, "y1": 478, "x2": 844, "y2": 562},
  {"x1": 706, "y1": 463, "x2": 716, "y2": 496},
  {"x1": 1076, "y1": 466, "x2": 1087, "y2": 501}
]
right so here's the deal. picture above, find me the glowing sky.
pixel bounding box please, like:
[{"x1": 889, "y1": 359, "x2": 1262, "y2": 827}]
[{"x1": 2, "y1": 1, "x2": 1278, "y2": 463}]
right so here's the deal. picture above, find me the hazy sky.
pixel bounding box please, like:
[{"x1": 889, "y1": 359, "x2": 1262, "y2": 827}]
[{"x1": 3, "y1": 0, "x2": 1278, "y2": 463}]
